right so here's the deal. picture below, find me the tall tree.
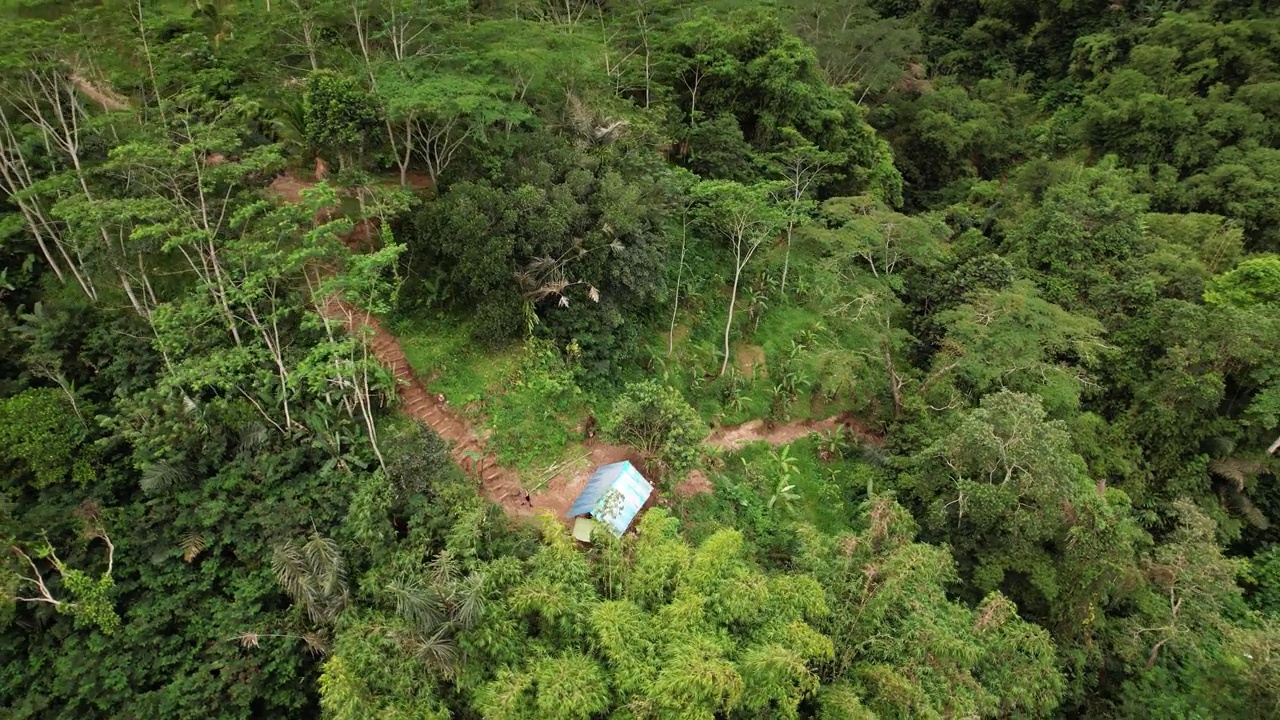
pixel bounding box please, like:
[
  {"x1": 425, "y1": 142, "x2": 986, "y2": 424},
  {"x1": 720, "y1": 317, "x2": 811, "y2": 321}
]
[{"x1": 692, "y1": 180, "x2": 785, "y2": 376}]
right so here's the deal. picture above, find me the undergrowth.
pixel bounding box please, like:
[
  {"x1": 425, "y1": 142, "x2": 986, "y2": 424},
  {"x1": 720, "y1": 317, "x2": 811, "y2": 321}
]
[{"x1": 397, "y1": 317, "x2": 589, "y2": 471}]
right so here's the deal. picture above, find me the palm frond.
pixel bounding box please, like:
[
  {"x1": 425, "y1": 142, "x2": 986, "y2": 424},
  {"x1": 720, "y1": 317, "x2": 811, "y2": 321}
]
[
  {"x1": 303, "y1": 532, "x2": 346, "y2": 593},
  {"x1": 181, "y1": 532, "x2": 206, "y2": 563},
  {"x1": 1209, "y1": 457, "x2": 1266, "y2": 491},
  {"x1": 300, "y1": 632, "x2": 329, "y2": 657},
  {"x1": 387, "y1": 577, "x2": 446, "y2": 633},
  {"x1": 271, "y1": 542, "x2": 313, "y2": 607},
  {"x1": 140, "y1": 461, "x2": 190, "y2": 494},
  {"x1": 410, "y1": 627, "x2": 460, "y2": 674},
  {"x1": 237, "y1": 421, "x2": 270, "y2": 456},
  {"x1": 454, "y1": 572, "x2": 487, "y2": 630},
  {"x1": 430, "y1": 550, "x2": 459, "y2": 587}
]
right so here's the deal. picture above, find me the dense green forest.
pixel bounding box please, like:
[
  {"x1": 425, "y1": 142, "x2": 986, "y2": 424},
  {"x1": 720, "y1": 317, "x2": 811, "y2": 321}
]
[{"x1": 2, "y1": 0, "x2": 1280, "y2": 717}]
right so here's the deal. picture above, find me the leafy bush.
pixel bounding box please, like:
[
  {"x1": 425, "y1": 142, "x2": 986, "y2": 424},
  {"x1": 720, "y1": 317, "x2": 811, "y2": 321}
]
[
  {"x1": 0, "y1": 388, "x2": 86, "y2": 488},
  {"x1": 302, "y1": 70, "x2": 381, "y2": 163},
  {"x1": 603, "y1": 381, "x2": 705, "y2": 479},
  {"x1": 470, "y1": 291, "x2": 525, "y2": 349}
]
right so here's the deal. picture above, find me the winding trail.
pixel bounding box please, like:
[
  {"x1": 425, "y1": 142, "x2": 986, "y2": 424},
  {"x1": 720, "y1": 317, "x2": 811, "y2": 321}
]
[
  {"x1": 707, "y1": 412, "x2": 884, "y2": 452},
  {"x1": 323, "y1": 296, "x2": 651, "y2": 519},
  {"x1": 323, "y1": 295, "x2": 881, "y2": 518},
  {"x1": 322, "y1": 297, "x2": 537, "y2": 516},
  {"x1": 281, "y1": 170, "x2": 880, "y2": 519}
]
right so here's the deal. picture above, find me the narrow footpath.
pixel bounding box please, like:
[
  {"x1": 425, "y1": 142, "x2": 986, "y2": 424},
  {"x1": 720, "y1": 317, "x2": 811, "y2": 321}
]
[{"x1": 288, "y1": 172, "x2": 879, "y2": 519}]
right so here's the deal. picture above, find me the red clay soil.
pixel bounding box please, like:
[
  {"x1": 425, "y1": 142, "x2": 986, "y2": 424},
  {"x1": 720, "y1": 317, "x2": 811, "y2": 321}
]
[
  {"x1": 534, "y1": 441, "x2": 645, "y2": 520},
  {"x1": 675, "y1": 469, "x2": 714, "y2": 497},
  {"x1": 320, "y1": 296, "x2": 540, "y2": 517},
  {"x1": 321, "y1": 294, "x2": 883, "y2": 518},
  {"x1": 707, "y1": 411, "x2": 885, "y2": 452},
  {"x1": 268, "y1": 173, "x2": 315, "y2": 204},
  {"x1": 284, "y1": 170, "x2": 882, "y2": 519}
]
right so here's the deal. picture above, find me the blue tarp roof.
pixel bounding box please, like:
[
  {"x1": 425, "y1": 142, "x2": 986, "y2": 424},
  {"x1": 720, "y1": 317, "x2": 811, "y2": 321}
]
[{"x1": 565, "y1": 461, "x2": 653, "y2": 538}]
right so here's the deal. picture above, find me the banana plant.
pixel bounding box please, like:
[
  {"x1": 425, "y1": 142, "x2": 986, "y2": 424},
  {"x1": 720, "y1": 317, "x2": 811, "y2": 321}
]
[{"x1": 767, "y1": 446, "x2": 802, "y2": 513}]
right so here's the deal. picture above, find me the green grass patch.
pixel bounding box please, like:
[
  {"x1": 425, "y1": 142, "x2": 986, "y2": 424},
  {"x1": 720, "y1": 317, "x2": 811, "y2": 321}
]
[
  {"x1": 485, "y1": 340, "x2": 588, "y2": 471},
  {"x1": 395, "y1": 317, "x2": 589, "y2": 472},
  {"x1": 395, "y1": 316, "x2": 518, "y2": 410},
  {"x1": 678, "y1": 435, "x2": 878, "y2": 549}
]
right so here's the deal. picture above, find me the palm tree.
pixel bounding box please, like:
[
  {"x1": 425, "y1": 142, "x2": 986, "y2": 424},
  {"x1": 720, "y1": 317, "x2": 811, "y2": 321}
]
[
  {"x1": 272, "y1": 531, "x2": 349, "y2": 625},
  {"x1": 1206, "y1": 437, "x2": 1272, "y2": 529},
  {"x1": 384, "y1": 551, "x2": 486, "y2": 677}
]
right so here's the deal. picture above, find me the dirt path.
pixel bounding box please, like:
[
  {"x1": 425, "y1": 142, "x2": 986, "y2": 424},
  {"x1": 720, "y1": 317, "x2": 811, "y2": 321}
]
[
  {"x1": 324, "y1": 295, "x2": 882, "y2": 518},
  {"x1": 707, "y1": 412, "x2": 885, "y2": 452},
  {"x1": 321, "y1": 297, "x2": 538, "y2": 516},
  {"x1": 282, "y1": 170, "x2": 879, "y2": 519}
]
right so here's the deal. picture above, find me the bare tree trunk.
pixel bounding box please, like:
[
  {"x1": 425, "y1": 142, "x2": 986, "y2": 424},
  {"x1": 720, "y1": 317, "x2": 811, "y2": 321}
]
[
  {"x1": 394, "y1": 117, "x2": 414, "y2": 187},
  {"x1": 668, "y1": 208, "x2": 688, "y2": 355},
  {"x1": 881, "y1": 317, "x2": 904, "y2": 417},
  {"x1": 354, "y1": 330, "x2": 385, "y2": 470},
  {"x1": 133, "y1": 0, "x2": 166, "y2": 123},
  {"x1": 638, "y1": 12, "x2": 652, "y2": 108},
  {"x1": 243, "y1": 286, "x2": 294, "y2": 431},
  {"x1": 721, "y1": 261, "x2": 742, "y2": 377},
  {"x1": 118, "y1": 270, "x2": 151, "y2": 319},
  {"x1": 780, "y1": 220, "x2": 795, "y2": 294},
  {"x1": 22, "y1": 74, "x2": 146, "y2": 307}
]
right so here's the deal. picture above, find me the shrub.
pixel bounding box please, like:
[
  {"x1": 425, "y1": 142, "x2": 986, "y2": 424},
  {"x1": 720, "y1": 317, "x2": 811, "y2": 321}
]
[
  {"x1": 302, "y1": 70, "x2": 381, "y2": 164},
  {"x1": 603, "y1": 381, "x2": 705, "y2": 479}
]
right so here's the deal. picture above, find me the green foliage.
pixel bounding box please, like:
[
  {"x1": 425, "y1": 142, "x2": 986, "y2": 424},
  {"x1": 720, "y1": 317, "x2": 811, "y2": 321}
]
[
  {"x1": 604, "y1": 380, "x2": 705, "y2": 479},
  {"x1": 405, "y1": 132, "x2": 671, "y2": 375},
  {"x1": 458, "y1": 510, "x2": 833, "y2": 719},
  {"x1": 903, "y1": 391, "x2": 1141, "y2": 621},
  {"x1": 272, "y1": 532, "x2": 349, "y2": 626},
  {"x1": 931, "y1": 280, "x2": 1105, "y2": 412},
  {"x1": 6, "y1": 2, "x2": 1280, "y2": 718},
  {"x1": 1007, "y1": 159, "x2": 1149, "y2": 308},
  {"x1": 796, "y1": 497, "x2": 1065, "y2": 718},
  {"x1": 487, "y1": 338, "x2": 583, "y2": 470},
  {"x1": 0, "y1": 388, "x2": 85, "y2": 488},
  {"x1": 660, "y1": 9, "x2": 902, "y2": 198},
  {"x1": 1205, "y1": 254, "x2": 1280, "y2": 308},
  {"x1": 302, "y1": 70, "x2": 381, "y2": 164}
]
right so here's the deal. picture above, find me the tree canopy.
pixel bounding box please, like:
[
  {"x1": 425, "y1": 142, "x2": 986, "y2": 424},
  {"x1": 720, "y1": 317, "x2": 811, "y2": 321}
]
[{"x1": 3, "y1": 1, "x2": 1280, "y2": 718}]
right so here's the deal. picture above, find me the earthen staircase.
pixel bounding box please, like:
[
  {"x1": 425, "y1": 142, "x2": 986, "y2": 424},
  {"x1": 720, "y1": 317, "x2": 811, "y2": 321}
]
[{"x1": 321, "y1": 297, "x2": 536, "y2": 516}]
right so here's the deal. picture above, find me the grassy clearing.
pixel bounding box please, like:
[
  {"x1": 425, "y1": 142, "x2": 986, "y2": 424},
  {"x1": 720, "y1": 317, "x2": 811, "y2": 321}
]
[
  {"x1": 677, "y1": 433, "x2": 878, "y2": 546},
  {"x1": 389, "y1": 213, "x2": 885, "y2": 490},
  {"x1": 395, "y1": 317, "x2": 591, "y2": 472},
  {"x1": 639, "y1": 230, "x2": 863, "y2": 429}
]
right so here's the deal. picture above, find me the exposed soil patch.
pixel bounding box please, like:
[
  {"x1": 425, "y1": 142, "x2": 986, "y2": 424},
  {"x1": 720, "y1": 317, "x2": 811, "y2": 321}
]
[
  {"x1": 708, "y1": 416, "x2": 837, "y2": 451},
  {"x1": 675, "y1": 469, "x2": 714, "y2": 497},
  {"x1": 534, "y1": 441, "x2": 645, "y2": 520},
  {"x1": 733, "y1": 342, "x2": 767, "y2": 379},
  {"x1": 268, "y1": 173, "x2": 316, "y2": 204},
  {"x1": 707, "y1": 411, "x2": 884, "y2": 452}
]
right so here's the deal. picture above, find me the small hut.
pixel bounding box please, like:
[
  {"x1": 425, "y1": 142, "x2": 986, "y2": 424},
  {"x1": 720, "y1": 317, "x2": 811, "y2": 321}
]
[{"x1": 566, "y1": 461, "x2": 653, "y2": 542}]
